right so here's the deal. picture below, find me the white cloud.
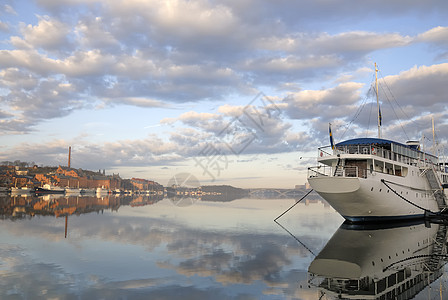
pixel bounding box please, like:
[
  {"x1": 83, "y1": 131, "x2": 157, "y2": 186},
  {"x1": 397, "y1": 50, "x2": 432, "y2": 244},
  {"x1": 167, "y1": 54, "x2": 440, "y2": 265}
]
[
  {"x1": 380, "y1": 63, "x2": 448, "y2": 108},
  {"x1": 284, "y1": 82, "x2": 363, "y2": 120},
  {"x1": 255, "y1": 31, "x2": 412, "y2": 56},
  {"x1": 416, "y1": 26, "x2": 448, "y2": 45},
  {"x1": 18, "y1": 15, "x2": 72, "y2": 51},
  {"x1": 75, "y1": 16, "x2": 119, "y2": 49},
  {"x1": 2, "y1": 4, "x2": 17, "y2": 15},
  {"x1": 177, "y1": 111, "x2": 220, "y2": 122},
  {"x1": 102, "y1": 97, "x2": 168, "y2": 108},
  {"x1": 0, "y1": 21, "x2": 9, "y2": 32},
  {"x1": 0, "y1": 68, "x2": 38, "y2": 90},
  {"x1": 244, "y1": 55, "x2": 340, "y2": 73},
  {"x1": 148, "y1": 0, "x2": 238, "y2": 38},
  {"x1": 313, "y1": 31, "x2": 412, "y2": 54}
]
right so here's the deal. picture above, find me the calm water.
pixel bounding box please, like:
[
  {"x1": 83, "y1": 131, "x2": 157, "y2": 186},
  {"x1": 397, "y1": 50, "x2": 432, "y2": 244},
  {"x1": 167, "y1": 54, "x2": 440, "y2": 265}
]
[{"x1": 0, "y1": 194, "x2": 447, "y2": 299}]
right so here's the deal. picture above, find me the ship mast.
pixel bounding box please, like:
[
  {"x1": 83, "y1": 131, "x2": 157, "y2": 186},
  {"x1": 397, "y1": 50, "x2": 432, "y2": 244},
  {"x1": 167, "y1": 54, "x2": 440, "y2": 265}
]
[
  {"x1": 375, "y1": 63, "x2": 381, "y2": 139},
  {"x1": 432, "y1": 116, "x2": 437, "y2": 158}
]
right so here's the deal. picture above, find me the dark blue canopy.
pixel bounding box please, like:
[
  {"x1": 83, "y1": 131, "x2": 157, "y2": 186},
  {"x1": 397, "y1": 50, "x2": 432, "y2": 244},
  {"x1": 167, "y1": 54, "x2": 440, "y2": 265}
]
[{"x1": 335, "y1": 138, "x2": 411, "y2": 149}]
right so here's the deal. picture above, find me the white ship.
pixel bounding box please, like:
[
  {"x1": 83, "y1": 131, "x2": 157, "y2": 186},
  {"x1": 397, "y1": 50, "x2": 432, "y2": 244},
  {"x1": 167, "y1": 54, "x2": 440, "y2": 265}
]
[
  {"x1": 10, "y1": 186, "x2": 32, "y2": 195},
  {"x1": 307, "y1": 64, "x2": 448, "y2": 222},
  {"x1": 96, "y1": 187, "x2": 109, "y2": 196},
  {"x1": 308, "y1": 221, "x2": 448, "y2": 299},
  {"x1": 65, "y1": 187, "x2": 82, "y2": 195}
]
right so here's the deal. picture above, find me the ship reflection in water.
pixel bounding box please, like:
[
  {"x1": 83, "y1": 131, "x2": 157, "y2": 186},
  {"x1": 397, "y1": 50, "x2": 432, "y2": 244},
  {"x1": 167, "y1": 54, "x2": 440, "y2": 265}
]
[
  {"x1": 308, "y1": 221, "x2": 448, "y2": 300},
  {"x1": 0, "y1": 192, "x2": 447, "y2": 299}
]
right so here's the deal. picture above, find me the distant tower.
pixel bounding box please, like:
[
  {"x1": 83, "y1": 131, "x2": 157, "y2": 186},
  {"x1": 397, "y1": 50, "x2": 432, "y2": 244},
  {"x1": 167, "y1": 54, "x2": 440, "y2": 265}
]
[{"x1": 68, "y1": 146, "x2": 71, "y2": 169}]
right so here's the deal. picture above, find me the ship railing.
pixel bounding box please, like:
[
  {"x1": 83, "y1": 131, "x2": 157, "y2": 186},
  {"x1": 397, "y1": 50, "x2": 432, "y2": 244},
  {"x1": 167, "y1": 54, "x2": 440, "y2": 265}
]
[
  {"x1": 333, "y1": 144, "x2": 439, "y2": 168},
  {"x1": 335, "y1": 144, "x2": 393, "y2": 159},
  {"x1": 308, "y1": 166, "x2": 331, "y2": 177},
  {"x1": 317, "y1": 146, "x2": 334, "y2": 157},
  {"x1": 309, "y1": 274, "x2": 369, "y2": 293},
  {"x1": 308, "y1": 165, "x2": 367, "y2": 179}
]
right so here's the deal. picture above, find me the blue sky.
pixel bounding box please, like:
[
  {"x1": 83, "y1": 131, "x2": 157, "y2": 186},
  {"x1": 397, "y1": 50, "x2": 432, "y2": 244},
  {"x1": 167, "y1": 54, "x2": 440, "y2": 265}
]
[{"x1": 1, "y1": 0, "x2": 448, "y2": 188}]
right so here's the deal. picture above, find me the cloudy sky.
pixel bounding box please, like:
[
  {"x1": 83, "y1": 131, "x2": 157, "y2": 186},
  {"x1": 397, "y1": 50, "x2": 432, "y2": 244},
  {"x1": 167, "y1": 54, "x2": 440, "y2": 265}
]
[{"x1": 1, "y1": 0, "x2": 447, "y2": 188}]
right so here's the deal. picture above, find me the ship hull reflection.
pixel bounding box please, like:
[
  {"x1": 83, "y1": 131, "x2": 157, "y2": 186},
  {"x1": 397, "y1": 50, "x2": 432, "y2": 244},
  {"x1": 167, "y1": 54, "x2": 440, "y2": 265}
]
[{"x1": 308, "y1": 221, "x2": 448, "y2": 299}]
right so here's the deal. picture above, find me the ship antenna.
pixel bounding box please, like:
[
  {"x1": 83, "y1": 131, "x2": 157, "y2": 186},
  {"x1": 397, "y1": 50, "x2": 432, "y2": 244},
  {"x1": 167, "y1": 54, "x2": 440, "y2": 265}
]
[{"x1": 375, "y1": 63, "x2": 381, "y2": 138}]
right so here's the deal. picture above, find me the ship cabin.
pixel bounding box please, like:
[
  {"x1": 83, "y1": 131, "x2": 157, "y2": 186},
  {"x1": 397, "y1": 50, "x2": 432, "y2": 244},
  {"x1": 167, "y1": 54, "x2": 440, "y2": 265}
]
[{"x1": 310, "y1": 138, "x2": 448, "y2": 184}]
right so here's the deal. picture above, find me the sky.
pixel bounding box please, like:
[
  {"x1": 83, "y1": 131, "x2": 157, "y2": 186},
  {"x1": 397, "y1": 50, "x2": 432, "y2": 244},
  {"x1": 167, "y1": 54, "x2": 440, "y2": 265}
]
[{"x1": 0, "y1": 0, "x2": 448, "y2": 188}]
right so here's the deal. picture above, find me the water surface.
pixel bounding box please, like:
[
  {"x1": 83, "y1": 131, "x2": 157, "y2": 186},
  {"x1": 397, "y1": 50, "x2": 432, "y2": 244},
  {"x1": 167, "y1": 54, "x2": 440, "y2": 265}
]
[{"x1": 0, "y1": 194, "x2": 446, "y2": 299}]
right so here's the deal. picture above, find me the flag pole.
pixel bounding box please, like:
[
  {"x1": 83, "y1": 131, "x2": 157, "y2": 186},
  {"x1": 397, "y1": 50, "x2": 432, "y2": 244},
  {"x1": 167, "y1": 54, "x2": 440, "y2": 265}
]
[{"x1": 329, "y1": 123, "x2": 335, "y2": 150}]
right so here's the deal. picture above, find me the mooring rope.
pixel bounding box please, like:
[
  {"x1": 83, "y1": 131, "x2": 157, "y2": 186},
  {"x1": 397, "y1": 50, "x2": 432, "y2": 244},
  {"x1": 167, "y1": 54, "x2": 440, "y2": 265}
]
[
  {"x1": 381, "y1": 179, "x2": 439, "y2": 215},
  {"x1": 274, "y1": 189, "x2": 313, "y2": 221},
  {"x1": 274, "y1": 189, "x2": 316, "y2": 257},
  {"x1": 274, "y1": 219, "x2": 317, "y2": 257},
  {"x1": 383, "y1": 254, "x2": 448, "y2": 272}
]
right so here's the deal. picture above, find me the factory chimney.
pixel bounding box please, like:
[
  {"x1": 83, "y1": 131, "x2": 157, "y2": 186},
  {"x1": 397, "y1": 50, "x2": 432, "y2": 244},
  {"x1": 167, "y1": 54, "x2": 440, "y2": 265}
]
[{"x1": 68, "y1": 146, "x2": 71, "y2": 169}]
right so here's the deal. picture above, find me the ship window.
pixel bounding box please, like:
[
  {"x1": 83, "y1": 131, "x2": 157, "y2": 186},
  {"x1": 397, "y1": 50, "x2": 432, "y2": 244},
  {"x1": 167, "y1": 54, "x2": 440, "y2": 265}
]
[
  {"x1": 402, "y1": 167, "x2": 408, "y2": 176},
  {"x1": 388, "y1": 274, "x2": 397, "y2": 287},
  {"x1": 345, "y1": 159, "x2": 367, "y2": 178},
  {"x1": 377, "y1": 279, "x2": 386, "y2": 293}
]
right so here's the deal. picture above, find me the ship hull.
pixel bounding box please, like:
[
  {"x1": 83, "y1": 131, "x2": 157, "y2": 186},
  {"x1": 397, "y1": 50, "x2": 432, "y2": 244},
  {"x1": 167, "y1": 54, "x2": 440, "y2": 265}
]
[
  {"x1": 308, "y1": 220, "x2": 446, "y2": 299},
  {"x1": 308, "y1": 175, "x2": 439, "y2": 222}
]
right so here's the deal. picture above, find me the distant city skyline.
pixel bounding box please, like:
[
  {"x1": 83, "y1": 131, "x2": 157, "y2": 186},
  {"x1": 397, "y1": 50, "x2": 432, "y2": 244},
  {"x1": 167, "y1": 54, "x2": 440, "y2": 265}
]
[{"x1": 1, "y1": 0, "x2": 447, "y2": 188}]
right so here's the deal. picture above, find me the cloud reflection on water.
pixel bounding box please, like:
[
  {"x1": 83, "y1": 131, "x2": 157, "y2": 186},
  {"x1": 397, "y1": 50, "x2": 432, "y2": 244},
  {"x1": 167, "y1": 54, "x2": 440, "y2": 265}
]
[{"x1": 0, "y1": 196, "x2": 341, "y2": 299}]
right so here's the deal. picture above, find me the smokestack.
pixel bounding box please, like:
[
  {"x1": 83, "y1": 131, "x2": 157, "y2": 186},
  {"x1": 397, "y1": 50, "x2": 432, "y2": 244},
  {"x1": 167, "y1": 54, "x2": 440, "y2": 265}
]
[{"x1": 68, "y1": 146, "x2": 71, "y2": 169}]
